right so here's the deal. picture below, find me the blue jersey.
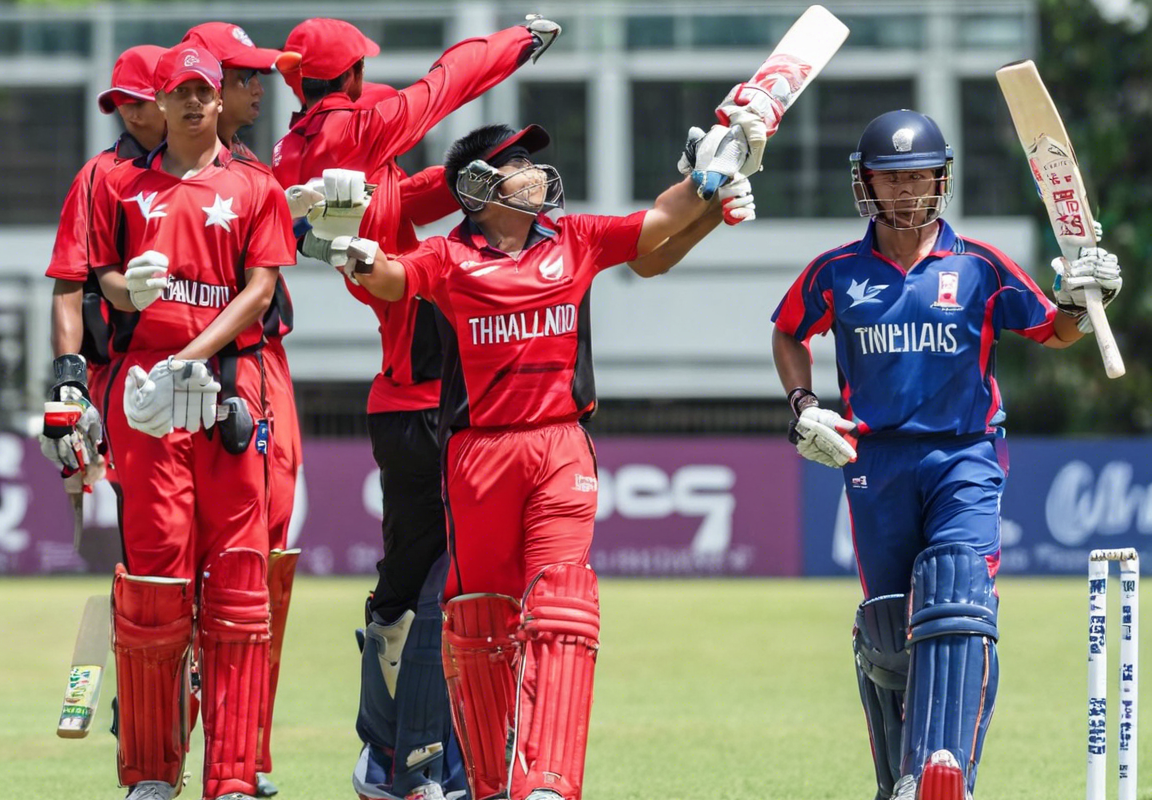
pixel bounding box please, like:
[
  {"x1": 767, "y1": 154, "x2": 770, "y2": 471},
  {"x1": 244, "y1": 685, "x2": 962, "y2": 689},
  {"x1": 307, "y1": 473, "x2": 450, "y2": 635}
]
[{"x1": 772, "y1": 220, "x2": 1056, "y2": 436}]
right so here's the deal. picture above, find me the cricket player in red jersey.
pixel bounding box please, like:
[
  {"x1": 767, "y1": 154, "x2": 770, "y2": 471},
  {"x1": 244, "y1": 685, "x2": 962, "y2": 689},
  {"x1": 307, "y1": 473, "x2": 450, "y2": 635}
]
[
  {"x1": 40, "y1": 44, "x2": 166, "y2": 500},
  {"x1": 180, "y1": 24, "x2": 304, "y2": 796},
  {"x1": 270, "y1": 15, "x2": 560, "y2": 800},
  {"x1": 335, "y1": 115, "x2": 768, "y2": 800},
  {"x1": 88, "y1": 44, "x2": 296, "y2": 800}
]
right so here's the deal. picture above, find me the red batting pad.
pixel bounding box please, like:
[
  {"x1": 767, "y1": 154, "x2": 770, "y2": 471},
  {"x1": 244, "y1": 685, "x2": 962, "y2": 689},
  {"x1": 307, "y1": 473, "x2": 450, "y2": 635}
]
[
  {"x1": 918, "y1": 750, "x2": 967, "y2": 800},
  {"x1": 258, "y1": 548, "x2": 299, "y2": 773},
  {"x1": 443, "y1": 593, "x2": 522, "y2": 800},
  {"x1": 199, "y1": 548, "x2": 271, "y2": 799},
  {"x1": 112, "y1": 564, "x2": 195, "y2": 788},
  {"x1": 511, "y1": 564, "x2": 600, "y2": 800}
]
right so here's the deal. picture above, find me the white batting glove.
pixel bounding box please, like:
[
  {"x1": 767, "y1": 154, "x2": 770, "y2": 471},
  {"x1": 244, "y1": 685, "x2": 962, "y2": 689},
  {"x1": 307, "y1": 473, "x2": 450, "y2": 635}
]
[
  {"x1": 789, "y1": 406, "x2": 857, "y2": 469},
  {"x1": 717, "y1": 82, "x2": 786, "y2": 139},
  {"x1": 689, "y1": 124, "x2": 748, "y2": 201},
  {"x1": 1052, "y1": 247, "x2": 1122, "y2": 332},
  {"x1": 717, "y1": 175, "x2": 755, "y2": 224},
  {"x1": 169, "y1": 358, "x2": 220, "y2": 434},
  {"x1": 39, "y1": 386, "x2": 103, "y2": 473},
  {"x1": 1093, "y1": 220, "x2": 1103, "y2": 241},
  {"x1": 524, "y1": 14, "x2": 562, "y2": 63},
  {"x1": 123, "y1": 361, "x2": 176, "y2": 438},
  {"x1": 125, "y1": 251, "x2": 170, "y2": 311},
  {"x1": 307, "y1": 169, "x2": 371, "y2": 239},
  {"x1": 285, "y1": 182, "x2": 324, "y2": 219},
  {"x1": 725, "y1": 105, "x2": 769, "y2": 179},
  {"x1": 677, "y1": 126, "x2": 708, "y2": 177}
]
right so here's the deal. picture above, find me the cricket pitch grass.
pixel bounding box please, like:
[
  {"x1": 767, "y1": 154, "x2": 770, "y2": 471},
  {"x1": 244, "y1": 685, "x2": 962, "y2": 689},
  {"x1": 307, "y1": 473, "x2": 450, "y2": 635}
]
[{"x1": 2, "y1": 576, "x2": 1149, "y2": 799}]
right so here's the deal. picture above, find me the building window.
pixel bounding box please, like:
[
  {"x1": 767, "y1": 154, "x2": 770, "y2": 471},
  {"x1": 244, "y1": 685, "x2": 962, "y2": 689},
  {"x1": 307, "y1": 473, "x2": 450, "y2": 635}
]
[
  {"x1": 519, "y1": 82, "x2": 588, "y2": 202},
  {"x1": 631, "y1": 78, "x2": 913, "y2": 216},
  {"x1": 0, "y1": 86, "x2": 85, "y2": 226},
  {"x1": 960, "y1": 79, "x2": 1029, "y2": 216}
]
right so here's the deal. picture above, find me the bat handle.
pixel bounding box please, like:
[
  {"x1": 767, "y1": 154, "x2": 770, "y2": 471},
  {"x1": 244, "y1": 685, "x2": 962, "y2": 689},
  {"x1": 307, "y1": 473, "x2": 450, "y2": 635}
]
[{"x1": 1083, "y1": 286, "x2": 1125, "y2": 379}]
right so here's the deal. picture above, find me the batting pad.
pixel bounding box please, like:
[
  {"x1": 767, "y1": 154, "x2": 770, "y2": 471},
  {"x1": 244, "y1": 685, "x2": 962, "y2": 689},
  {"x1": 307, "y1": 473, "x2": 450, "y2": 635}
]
[
  {"x1": 199, "y1": 548, "x2": 271, "y2": 799},
  {"x1": 511, "y1": 563, "x2": 601, "y2": 800},
  {"x1": 853, "y1": 594, "x2": 909, "y2": 799},
  {"x1": 443, "y1": 593, "x2": 521, "y2": 800},
  {"x1": 259, "y1": 547, "x2": 300, "y2": 773},
  {"x1": 902, "y1": 543, "x2": 999, "y2": 795},
  {"x1": 112, "y1": 565, "x2": 194, "y2": 788}
]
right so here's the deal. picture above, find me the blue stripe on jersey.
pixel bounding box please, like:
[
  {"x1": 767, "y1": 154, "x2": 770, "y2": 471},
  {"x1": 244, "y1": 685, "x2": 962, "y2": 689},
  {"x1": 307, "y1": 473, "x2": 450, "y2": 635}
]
[{"x1": 773, "y1": 220, "x2": 1056, "y2": 436}]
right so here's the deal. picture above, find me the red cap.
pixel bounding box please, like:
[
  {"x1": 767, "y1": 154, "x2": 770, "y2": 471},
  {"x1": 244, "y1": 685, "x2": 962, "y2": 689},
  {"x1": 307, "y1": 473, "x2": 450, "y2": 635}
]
[
  {"x1": 97, "y1": 45, "x2": 166, "y2": 114},
  {"x1": 153, "y1": 45, "x2": 224, "y2": 94},
  {"x1": 485, "y1": 125, "x2": 551, "y2": 161},
  {"x1": 286, "y1": 18, "x2": 380, "y2": 81},
  {"x1": 181, "y1": 22, "x2": 301, "y2": 74}
]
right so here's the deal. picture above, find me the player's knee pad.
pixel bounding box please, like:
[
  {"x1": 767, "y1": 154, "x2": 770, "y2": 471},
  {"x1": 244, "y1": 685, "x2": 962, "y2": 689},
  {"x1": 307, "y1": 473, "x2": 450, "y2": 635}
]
[
  {"x1": 902, "y1": 543, "x2": 999, "y2": 795},
  {"x1": 443, "y1": 592, "x2": 522, "y2": 800},
  {"x1": 511, "y1": 563, "x2": 600, "y2": 800},
  {"x1": 853, "y1": 594, "x2": 909, "y2": 800},
  {"x1": 259, "y1": 547, "x2": 300, "y2": 773},
  {"x1": 199, "y1": 548, "x2": 272, "y2": 798},
  {"x1": 112, "y1": 564, "x2": 195, "y2": 788}
]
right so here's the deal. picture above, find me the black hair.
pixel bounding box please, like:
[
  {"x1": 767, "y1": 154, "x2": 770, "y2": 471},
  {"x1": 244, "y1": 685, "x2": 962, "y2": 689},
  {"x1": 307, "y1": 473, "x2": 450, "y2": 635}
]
[
  {"x1": 443, "y1": 124, "x2": 519, "y2": 209},
  {"x1": 300, "y1": 59, "x2": 364, "y2": 105}
]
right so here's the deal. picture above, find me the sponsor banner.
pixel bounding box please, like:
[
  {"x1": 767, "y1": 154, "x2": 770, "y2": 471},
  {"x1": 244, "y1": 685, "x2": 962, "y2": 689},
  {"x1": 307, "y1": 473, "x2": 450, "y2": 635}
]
[
  {"x1": 802, "y1": 437, "x2": 1152, "y2": 576},
  {"x1": 0, "y1": 432, "x2": 802, "y2": 577}
]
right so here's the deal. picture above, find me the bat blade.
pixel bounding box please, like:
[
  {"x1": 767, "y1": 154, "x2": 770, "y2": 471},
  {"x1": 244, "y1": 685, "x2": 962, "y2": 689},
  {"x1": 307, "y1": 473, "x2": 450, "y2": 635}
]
[
  {"x1": 996, "y1": 59, "x2": 1124, "y2": 379},
  {"x1": 56, "y1": 594, "x2": 110, "y2": 738}
]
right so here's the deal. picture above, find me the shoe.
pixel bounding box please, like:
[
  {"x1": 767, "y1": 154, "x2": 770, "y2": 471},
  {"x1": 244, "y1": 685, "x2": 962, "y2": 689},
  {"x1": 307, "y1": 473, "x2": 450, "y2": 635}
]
[
  {"x1": 405, "y1": 785, "x2": 446, "y2": 800},
  {"x1": 125, "y1": 783, "x2": 175, "y2": 800},
  {"x1": 354, "y1": 743, "x2": 402, "y2": 800},
  {"x1": 255, "y1": 773, "x2": 279, "y2": 797},
  {"x1": 890, "y1": 775, "x2": 916, "y2": 800},
  {"x1": 445, "y1": 792, "x2": 467, "y2": 800},
  {"x1": 524, "y1": 791, "x2": 564, "y2": 800},
  {"x1": 917, "y1": 750, "x2": 968, "y2": 800},
  {"x1": 211, "y1": 795, "x2": 256, "y2": 800}
]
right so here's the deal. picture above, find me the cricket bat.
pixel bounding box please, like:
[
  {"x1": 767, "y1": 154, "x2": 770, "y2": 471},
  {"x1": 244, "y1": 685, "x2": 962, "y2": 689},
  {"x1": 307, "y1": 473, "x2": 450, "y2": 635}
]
[
  {"x1": 56, "y1": 594, "x2": 110, "y2": 738},
  {"x1": 694, "y1": 5, "x2": 849, "y2": 197},
  {"x1": 996, "y1": 60, "x2": 1125, "y2": 378}
]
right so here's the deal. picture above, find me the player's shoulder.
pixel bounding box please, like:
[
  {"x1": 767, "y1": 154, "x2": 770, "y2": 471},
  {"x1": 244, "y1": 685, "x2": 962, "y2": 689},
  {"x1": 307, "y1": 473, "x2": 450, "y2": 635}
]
[
  {"x1": 99, "y1": 155, "x2": 150, "y2": 192},
  {"x1": 806, "y1": 237, "x2": 864, "y2": 272},
  {"x1": 954, "y1": 235, "x2": 1019, "y2": 271}
]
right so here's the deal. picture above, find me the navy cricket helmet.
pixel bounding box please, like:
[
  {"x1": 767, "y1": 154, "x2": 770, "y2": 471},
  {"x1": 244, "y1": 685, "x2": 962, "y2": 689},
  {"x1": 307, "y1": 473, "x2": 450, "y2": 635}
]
[{"x1": 850, "y1": 109, "x2": 955, "y2": 228}]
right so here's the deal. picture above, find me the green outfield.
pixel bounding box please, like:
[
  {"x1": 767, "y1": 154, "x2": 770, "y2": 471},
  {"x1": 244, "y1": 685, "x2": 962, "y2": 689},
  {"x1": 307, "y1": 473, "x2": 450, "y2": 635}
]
[{"x1": 1, "y1": 575, "x2": 1146, "y2": 799}]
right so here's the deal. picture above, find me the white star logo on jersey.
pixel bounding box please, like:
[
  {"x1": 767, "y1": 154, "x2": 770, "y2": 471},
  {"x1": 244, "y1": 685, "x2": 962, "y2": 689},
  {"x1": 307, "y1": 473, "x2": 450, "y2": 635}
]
[
  {"x1": 130, "y1": 191, "x2": 168, "y2": 221},
  {"x1": 202, "y1": 195, "x2": 238, "y2": 232},
  {"x1": 847, "y1": 278, "x2": 889, "y2": 308}
]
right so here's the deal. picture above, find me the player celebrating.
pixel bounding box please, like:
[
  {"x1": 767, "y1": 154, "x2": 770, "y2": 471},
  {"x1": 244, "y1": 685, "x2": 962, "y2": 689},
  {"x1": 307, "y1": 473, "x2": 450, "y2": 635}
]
[
  {"x1": 332, "y1": 114, "x2": 766, "y2": 800},
  {"x1": 88, "y1": 44, "x2": 296, "y2": 800},
  {"x1": 771, "y1": 110, "x2": 1122, "y2": 800},
  {"x1": 272, "y1": 16, "x2": 558, "y2": 800},
  {"x1": 40, "y1": 44, "x2": 166, "y2": 499}
]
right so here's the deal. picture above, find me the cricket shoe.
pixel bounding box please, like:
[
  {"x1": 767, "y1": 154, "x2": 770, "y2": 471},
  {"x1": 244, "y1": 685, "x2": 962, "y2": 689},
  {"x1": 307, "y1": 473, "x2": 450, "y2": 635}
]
[
  {"x1": 255, "y1": 773, "x2": 279, "y2": 797},
  {"x1": 890, "y1": 775, "x2": 917, "y2": 800},
  {"x1": 210, "y1": 794, "x2": 257, "y2": 800},
  {"x1": 917, "y1": 750, "x2": 969, "y2": 800},
  {"x1": 353, "y1": 743, "x2": 403, "y2": 800},
  {"x1": 524, "y1": 791, "x2": 564, "y2": 800},
  {"x1": 125, "y1": 782, "x2": 175, "y2": 800}
]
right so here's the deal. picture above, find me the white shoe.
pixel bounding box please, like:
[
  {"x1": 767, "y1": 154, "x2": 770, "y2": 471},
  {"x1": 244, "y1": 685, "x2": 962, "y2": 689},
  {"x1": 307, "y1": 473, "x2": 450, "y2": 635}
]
[
  {"x1": 890, "y1": 775, "x2": 916, "y2": 800},
  {"x1": 211, "y1": 794, "x2": 257, "y2": 800},
  {"x1": 125, "y1": 783, "x2": 175, "y2": 800},
  {"x1": 405, "y1": 785, "x2": 446, "y2": 800},
  {"x1": 525, "y1": 791, "x2": 564, "y2": 800}
]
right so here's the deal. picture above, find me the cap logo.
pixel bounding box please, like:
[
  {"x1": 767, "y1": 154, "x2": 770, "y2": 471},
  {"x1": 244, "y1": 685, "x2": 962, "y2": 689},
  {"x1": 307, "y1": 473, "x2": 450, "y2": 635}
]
[
  {"x1": 892, "y1": 127, "x2": 914, "y2": 153},
  {"x1": 232, "y1": 26, "x2": 255, "y2": 47},
  {"x1": 183, "y1": 51, "x2": 200, "y2": 67}
]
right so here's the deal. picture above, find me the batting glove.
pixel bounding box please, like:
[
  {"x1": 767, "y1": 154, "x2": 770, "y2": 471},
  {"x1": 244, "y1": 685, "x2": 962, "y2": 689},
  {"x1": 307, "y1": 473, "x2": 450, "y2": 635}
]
[
  {"x1": 284, "y1": 182, "x2": 325, "y2": 219},
  {"x1": 39, "y1": 387, "x2": 102, "y2": 474},
  {"x1": 717, "y1": 82, "x2": 786, "y2": 139},
  {"x1": 524, "y1": 14, "x2": 562, "y2": 63},
  {"x1": 125, "y1": 250, "x2": 170, "y2": 311},
  {"x1": 170, "y1": 358, "x2": 220, "y2": 434},
  {"x1": 1052, "y1": 246, "x2": 1122, "y2": 332},
  {"x1": 717, "y1": 175, "x2": 755, "y2": 225},
  {"x1": 307, "y1": 169, "x2": 371, "y2": 239},
  {"x1": 124, "y1": 361, "x2": 176, "y2": 438},
  {"x1": 677, "y1": 126, "x2": 708, "y2": 177},
  {"x1": 787, "y1": 390, "x2": 857, "y2": 469}
]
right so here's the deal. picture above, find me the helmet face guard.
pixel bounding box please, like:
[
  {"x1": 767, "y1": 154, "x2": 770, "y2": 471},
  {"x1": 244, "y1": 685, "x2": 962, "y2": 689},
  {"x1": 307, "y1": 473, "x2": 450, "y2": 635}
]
[
  {"x1": 455, "y1": 158, "x2": 565, "y2": 216},
  {"x1": 851, "y1": 160, "x2": 954, "y2": 230}
]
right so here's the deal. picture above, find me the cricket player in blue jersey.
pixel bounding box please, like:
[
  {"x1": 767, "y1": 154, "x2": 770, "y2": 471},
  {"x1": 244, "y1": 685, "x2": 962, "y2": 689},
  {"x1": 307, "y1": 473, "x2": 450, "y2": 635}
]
[{"x1": 772, "y1": 110, "x2": 1123, "y2": 800}]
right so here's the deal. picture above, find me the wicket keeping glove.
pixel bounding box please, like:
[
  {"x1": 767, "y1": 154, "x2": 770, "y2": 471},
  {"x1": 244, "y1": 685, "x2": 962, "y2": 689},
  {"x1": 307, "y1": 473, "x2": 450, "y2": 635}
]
[{"x1": 1052, "y1": 246, "x2": 1122, "y2": 333}]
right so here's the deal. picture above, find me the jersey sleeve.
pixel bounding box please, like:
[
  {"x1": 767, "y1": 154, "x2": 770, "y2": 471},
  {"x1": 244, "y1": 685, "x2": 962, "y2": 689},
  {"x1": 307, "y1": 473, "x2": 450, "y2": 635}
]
[
  {"x1": 771, "y1": 255, "x2": 837, "y2": 342},
  {"x1": 399, "y1": 166, "x2": 459, "y2": 226},
  {"x1": 397, "y1": 237, "x2": 450, "y2": 304},
  {"x1": 87, "y1": 167, "x2": 126, "y2": 271},
  {"x1": 46, "y1": 158, "x2": 100, "y2": 281},
  {"x1": 565, "y1": 211, "x2": 647, "y2": 271},
  {"x1": 244, "y1": 175, "x2": 298, "y2": 269},
  {"x1": 986, "y1": 246, "x2": 1057, "y2": 343}
]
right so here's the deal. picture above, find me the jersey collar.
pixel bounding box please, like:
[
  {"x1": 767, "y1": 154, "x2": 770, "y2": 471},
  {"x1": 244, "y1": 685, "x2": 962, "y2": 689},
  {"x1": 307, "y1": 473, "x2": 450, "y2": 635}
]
[
  {"x1": 858, "y1": 218, "x2": 960, "y2": 261},
  {"x1": 144, "y1": 140, "x2": 234, "y2": 172},
  {"x1": 114, "y1": 132, "x2": 150, "y2": 162},
  {"x1": 291, "y1": 92, "x2": 356, "y2": 136},
  {"x1": 450, "y1": 214, "x2": 558, "y2": 256}
]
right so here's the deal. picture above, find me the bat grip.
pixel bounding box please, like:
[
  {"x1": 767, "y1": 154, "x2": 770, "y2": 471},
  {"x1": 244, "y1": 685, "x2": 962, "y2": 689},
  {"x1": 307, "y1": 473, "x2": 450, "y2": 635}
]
[{"x1": 1083, "y1": 286, "x2": 1125, "y2": 379}]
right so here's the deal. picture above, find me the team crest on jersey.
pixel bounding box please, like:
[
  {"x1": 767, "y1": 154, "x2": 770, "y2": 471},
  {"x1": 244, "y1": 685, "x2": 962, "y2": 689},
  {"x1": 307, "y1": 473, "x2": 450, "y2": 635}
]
[
  {"x1": 130, "y1": 191, "x2": 168, "y2": 221},
  {"x1": 538, "y1": 255, "x2": 564, "y2": 281},
  {"x1": 930, "y1": 271, "x2": 963, "y2": 311},
  {"x1": 202, "y1": 194, "x2": 238, "y2": 232},
  {"x1": 847, "y1": 278, "x2": 888, "y2": 308}
]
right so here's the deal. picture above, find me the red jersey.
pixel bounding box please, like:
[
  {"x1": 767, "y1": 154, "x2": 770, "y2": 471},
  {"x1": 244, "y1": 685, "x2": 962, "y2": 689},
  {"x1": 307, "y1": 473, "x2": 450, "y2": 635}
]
[
  {"x1": 397, "y1": 211, "x2": 647, "y2": 431},
  {"x1": 270, "y1": 27, "x2": 534, "y2": 187},
  {"x1": 89, "y1": 144, "x2": 296, "y2": 355}
]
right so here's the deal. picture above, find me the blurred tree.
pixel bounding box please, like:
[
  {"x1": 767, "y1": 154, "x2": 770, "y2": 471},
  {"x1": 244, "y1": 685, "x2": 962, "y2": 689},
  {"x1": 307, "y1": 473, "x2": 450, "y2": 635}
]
[{"x1": 996, "y1": 0, "x2": 1152, "y2": 435}]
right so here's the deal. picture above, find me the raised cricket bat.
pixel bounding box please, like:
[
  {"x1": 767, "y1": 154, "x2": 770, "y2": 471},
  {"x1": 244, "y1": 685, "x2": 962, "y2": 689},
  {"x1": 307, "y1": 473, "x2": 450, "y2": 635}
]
[
  {"x1": 996, "y1": 60, "x2": 1124, "y2": 378},
  {"x1": 694, "y1": 5, "x2": 849, "y2": 197},
  {"x1": 56, "y1": 594, "x2": 110, "y2": 738}
]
